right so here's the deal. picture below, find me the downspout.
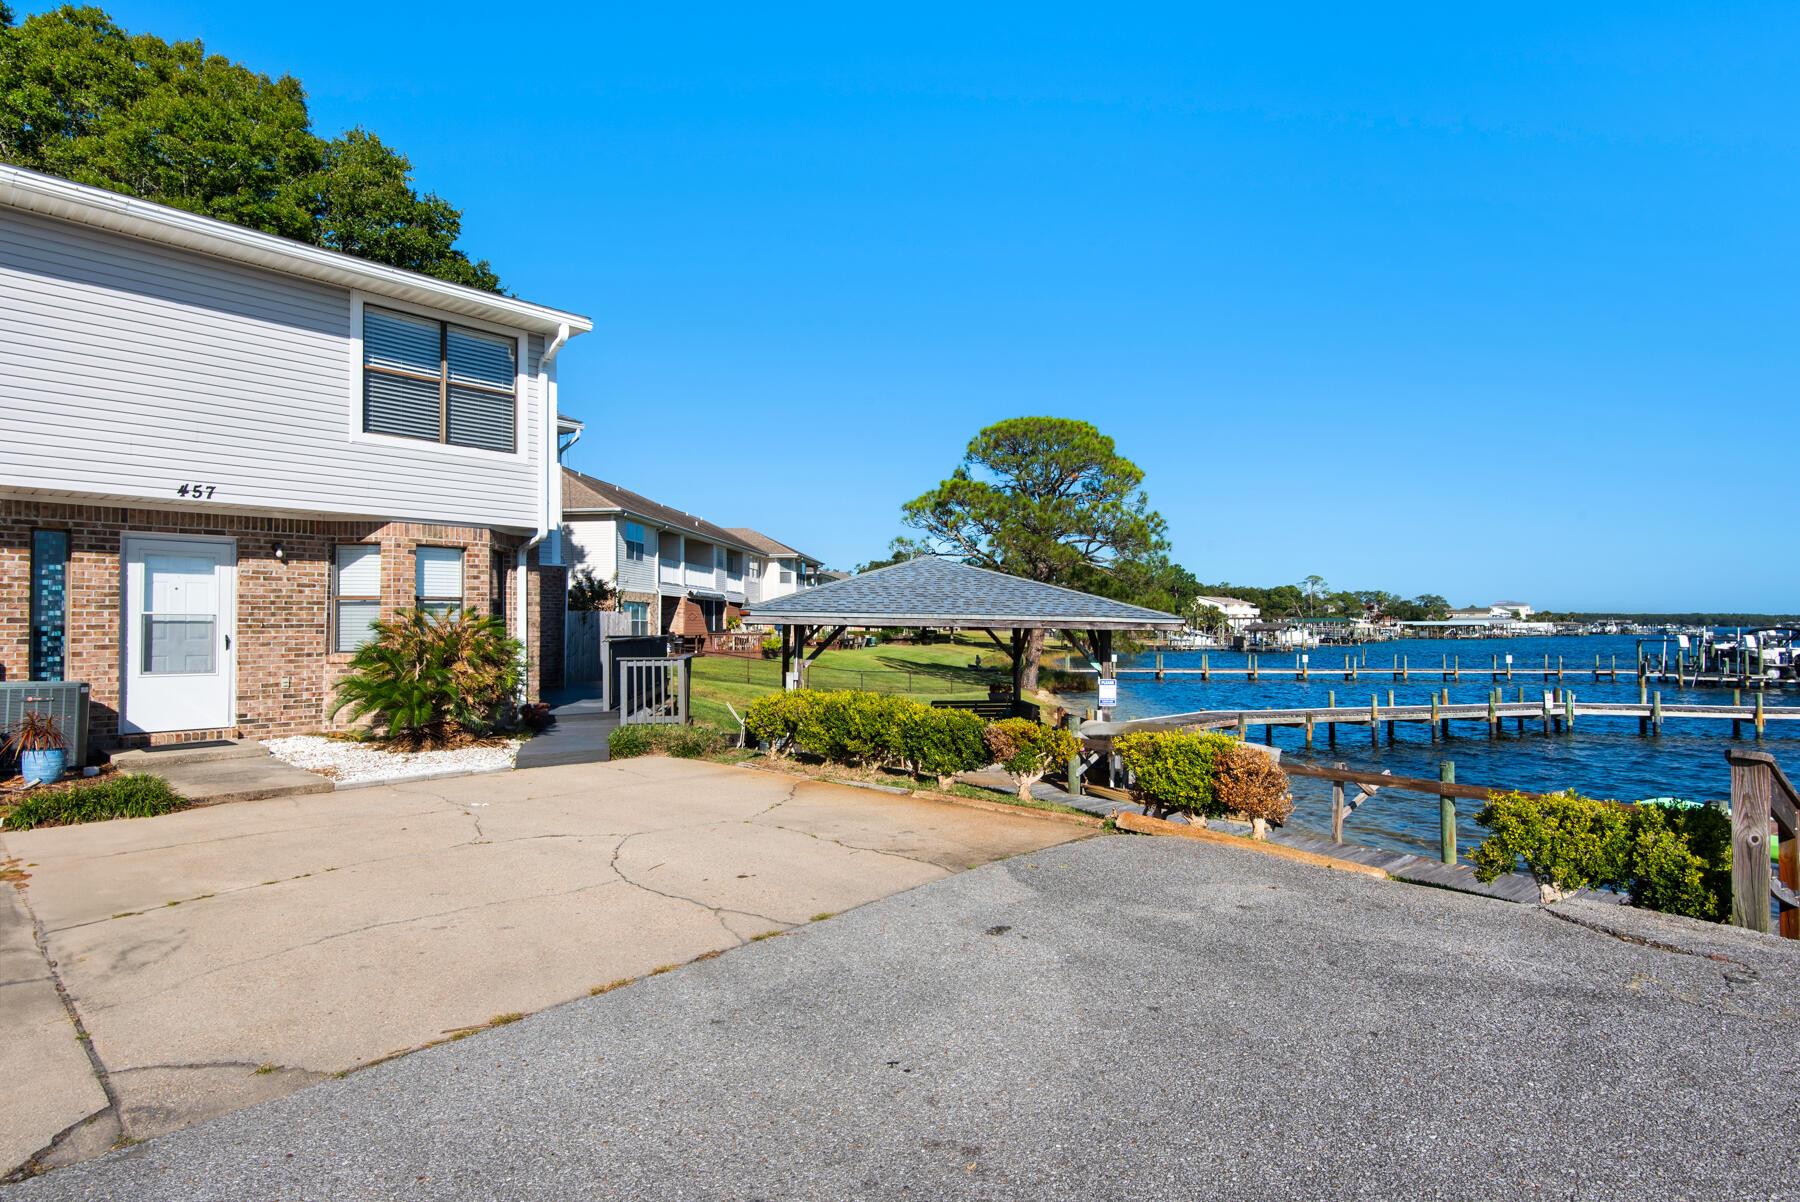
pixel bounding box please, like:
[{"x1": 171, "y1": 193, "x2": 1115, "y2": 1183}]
[{"x1": 519, "y1": 323, "x2": 571, "y2": 697}]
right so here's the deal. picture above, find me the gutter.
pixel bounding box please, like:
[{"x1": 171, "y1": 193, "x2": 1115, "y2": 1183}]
[{"x1": 518, "y1": 323, "x2": 572, "y2": 696}]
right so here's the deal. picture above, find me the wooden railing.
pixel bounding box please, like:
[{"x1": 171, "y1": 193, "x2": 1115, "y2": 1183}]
[
  {"x1": 1726, "y1": 749, "x2": 1800, "y2": 938},
  {"x1": 617, "y1": 656, "x2": 693, "y2": 726}
]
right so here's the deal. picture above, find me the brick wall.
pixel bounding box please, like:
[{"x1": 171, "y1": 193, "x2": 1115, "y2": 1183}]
[{"x1": 0, "y1": 500, "x2": 555, "y2": 754}]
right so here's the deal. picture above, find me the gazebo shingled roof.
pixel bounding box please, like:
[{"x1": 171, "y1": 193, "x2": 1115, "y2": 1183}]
[
  {"x1": 741, "y1": 557, "x2": 1182, "y2": 699},
  {"x1": 741, "y1": 556, "x2": 1184, "y2": 631}
]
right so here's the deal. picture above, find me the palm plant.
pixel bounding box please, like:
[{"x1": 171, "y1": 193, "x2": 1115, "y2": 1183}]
[
  {"x1": 331, "y1": 609, "x2": 523, "y2": 749},
  {"x1": 4, "y1": 711, "x2": 66, "y2": 755}
]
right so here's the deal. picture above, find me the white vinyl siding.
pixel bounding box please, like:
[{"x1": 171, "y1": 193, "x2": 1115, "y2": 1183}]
[
  {"x1": 415, "y1": 547, "x2": 464, "y2": 615},
  {"x1": 333, "y1": 544, "x2": 382, "y2": 651},
  {"x1": 0, "y1": 208, "x2": 543, "y2": 529}
]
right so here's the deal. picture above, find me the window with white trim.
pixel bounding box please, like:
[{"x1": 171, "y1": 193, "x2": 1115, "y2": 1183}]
[
  {"x1": 779, "y1": 559, "x2": 794, "y2": 585},
  {"x1": 333, "y1": 544, "x2": 382, "y2": 652},
  {"x1": 623, "y1": 521, "x2": 646, "y2": 562},
  {"x1": 621, "y1": 600, "x2": 651, "y2": 636},
  {"x1": 415, "y1": 547, "x2": 464, "y2": 616},
  {"x1": 363, "y1": 307, "x2": 517, "y2": 452}
]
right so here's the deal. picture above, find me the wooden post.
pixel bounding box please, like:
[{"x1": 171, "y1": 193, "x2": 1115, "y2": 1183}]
[
  {"x1": 1757, "y1": 691, "x2": 1766, "y2": 739},
  {"x1": 1728, "y1": 750, "x2": 1773, "y2": 933},
  {"x1": 1542, "y1": 689, "x2": 1553, "y2": 735},
  {"x1": 1328, "y1": 689, "x2": 1336, "y2": 745},
  {"x1": 1369, "y1": 694, "x2": 1379, "y2": 745},
  {"x1": 1201, "y1": 652, "x2": 1209, "y2": 681},
  {"x1": 1454, "y1": 655, "x2": 1460, "y2": 682},
  {"x1": 1557, "y1": 656, "x2": 1564, "y2": 682},
  {"x1": 1439, "y1": 761, "x2": 1457, "y2": 866},
  {"x1": 1430, "y1": 693, "x2": 1440, "y2": 742},
  {"x1": 1386, "y1": 689, "x2": 1396, "y2": 742},
  {"x1": 1440, "y1": 688, "x2": 1451, "y2": 740},
  {"x1": 1564, "y1": 689, "x2": 1575, "y2": 732},
  {"x1": 1304, "y1": 712, "x2": 1314, "y2": 749},
  {"x1": 1402, "y1": 656, "x2": 1409, "y2": 682},
  {"x1": 1237, "y1": 714, "x2": 1248, "y2": 740},
  {"x1": 1063, "y1": 711, "x2": 1082, "y2": 797},
  {"x1": 1517, "y1": 685, "x2": 1526, "y2": 733},
  {"x1": 1331, "y1": 762, "x2": 1347, "y2": 842},
  {"x1": 1155, "y1": 652, "x2": 1164, "y2": 681},
  {"x1": 1652, "y1": 690, "x2": 1663, "y2": 736},
  {"x1": 1264, "y1": 721, "x2": 1273, "y2": 746}
]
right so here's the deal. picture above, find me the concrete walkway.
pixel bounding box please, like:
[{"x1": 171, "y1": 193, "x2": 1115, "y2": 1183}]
[
  {"x1": 6, "y1": 835, "x2": 1796, "y2": 1201},
  {"x1": 0, "y1": 758, "x2": 1082, "y2": 1178}
]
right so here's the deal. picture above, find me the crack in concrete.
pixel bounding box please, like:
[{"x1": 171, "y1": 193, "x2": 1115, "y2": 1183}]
[
  {"x1": 1540, "y1": 906, "x2": 1755, "y2": 969},
  {"x1": 93, "y1": 872, "x2": 633, "y2": 1008},
  {"x1": 608, "y1": 831, "x2": 789, "y2": 933},
  {"x1": 2, "y1": 877, "x2": 122, "y2": 1183}
]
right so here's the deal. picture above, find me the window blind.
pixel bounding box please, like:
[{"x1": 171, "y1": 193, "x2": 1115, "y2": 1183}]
[
  {"x1": 334, "y1": 545, "x2": 382, "y2": 651},
  {"x1": 415, "y1": 547, "x2": 464, "y2": 604},
  {"x1": 446, "y1": 326, "x2": 516, "y2": 451}
]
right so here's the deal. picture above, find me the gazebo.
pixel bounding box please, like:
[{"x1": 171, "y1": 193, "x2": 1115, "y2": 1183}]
[{"x1": 740, "y1": 556, "x2": 1185, "y2": 706}]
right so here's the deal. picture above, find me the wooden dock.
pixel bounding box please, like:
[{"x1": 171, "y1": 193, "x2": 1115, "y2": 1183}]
[
  {"x1": 1099, "y1": 690, "x2": 1798, "y2": 744},
  {"x1": 1113, "y1": 652, "x2": 1795, "y2": 690}
]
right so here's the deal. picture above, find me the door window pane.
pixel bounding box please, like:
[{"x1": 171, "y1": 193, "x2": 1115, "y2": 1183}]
[{"x1": 141, "y1": 554, "x2": 219, "y2": 675}]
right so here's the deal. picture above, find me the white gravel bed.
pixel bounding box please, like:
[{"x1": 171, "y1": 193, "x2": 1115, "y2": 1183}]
[{"x1": 266, "y1": 735, "x2": 519, "y2": 786}]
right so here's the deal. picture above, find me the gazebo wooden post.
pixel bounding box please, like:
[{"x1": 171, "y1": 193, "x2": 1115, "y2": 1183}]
[
  {"x1": 1010, "y1": 629, "x2": 1027, "y2": 703},
  {"x1": 779, "y1": 624, "x2": 795, "y2": 690}
]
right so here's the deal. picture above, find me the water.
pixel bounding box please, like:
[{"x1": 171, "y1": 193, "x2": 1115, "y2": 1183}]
[{"x1": 1059, "y1": 635, "x2": 1796, "y2": 862}]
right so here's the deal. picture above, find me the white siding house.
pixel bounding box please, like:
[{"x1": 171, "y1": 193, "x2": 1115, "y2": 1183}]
[
  {"x1": 560, "y1": 470, "x2": 757, "y2": 639},
  {"x1": 0, "y1": 165, "x2": 591, "y2": 750}
]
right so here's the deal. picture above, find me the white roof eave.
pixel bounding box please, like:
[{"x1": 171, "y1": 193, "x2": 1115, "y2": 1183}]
[{"x1": 0, "y1": 165, "x2": 592, "y2": 337}]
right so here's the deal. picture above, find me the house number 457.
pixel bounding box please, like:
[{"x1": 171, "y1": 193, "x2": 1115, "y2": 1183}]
[{"x1": 175, "y1": 483, "x2": 217, "y2": 499}]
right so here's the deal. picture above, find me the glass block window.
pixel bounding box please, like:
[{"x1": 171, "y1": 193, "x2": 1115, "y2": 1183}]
[{"x1": 29, "y1": 530, "x2": 69, "y2": 681}]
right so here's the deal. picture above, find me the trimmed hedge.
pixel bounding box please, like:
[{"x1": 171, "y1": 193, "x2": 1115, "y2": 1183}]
[
  {"x1": 984, "y1": 719, "x2": 1080, "y2": 801},
  {"x1": 743, "y1": 689, "x2": 1001, "y2": 788},
  {"x1": 1114, "y1": 730, "x2": 1235, "y2": 821},
  {"x1": 2, "y1": 774, "x2": 189, "y2": 830},
  {"x1": 607, "y1": 724, "x2": 731, "y2": 761},
  {"x1": 1472, "y1": 791, "x2": 1728, "y2": 918}
]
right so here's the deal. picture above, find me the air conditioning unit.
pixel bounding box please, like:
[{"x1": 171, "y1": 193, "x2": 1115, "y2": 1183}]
[{"x1": 0, "y1": 681, "x2": 91, "y2": 769}]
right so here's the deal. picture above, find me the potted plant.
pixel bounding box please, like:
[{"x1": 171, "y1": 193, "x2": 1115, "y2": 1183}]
[{"x1": 6, "y1": 711, "x2": 68, "y2": 785}]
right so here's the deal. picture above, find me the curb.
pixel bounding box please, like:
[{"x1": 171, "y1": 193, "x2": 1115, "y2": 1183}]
[
  {"x1": 733, "y1": 760, "x2": 1104, "y2": 829},
  {"x1": 1114, "y1": 811, "x2": 1389, "y2": 879}
]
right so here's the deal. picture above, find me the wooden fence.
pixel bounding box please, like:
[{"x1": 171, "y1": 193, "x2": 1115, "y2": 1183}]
[
  {"x1": 566, "y1": 610, "x2": 635, "y2": 683},
  {"x1": 1725, "y1": 749, "x2": 1800, "y2": 937}
]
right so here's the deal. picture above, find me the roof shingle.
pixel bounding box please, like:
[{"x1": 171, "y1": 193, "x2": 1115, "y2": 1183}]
[{"x1": 742, "y1": 557, "x2": 1183, "y2": 630}]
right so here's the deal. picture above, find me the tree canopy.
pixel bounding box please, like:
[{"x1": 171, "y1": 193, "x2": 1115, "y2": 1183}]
[
  {"x1": 0, "y1": 5, "x2": 500, "y2": 291},
  {"x1": 900, "y1": 416, "x2": 1169, "y2": 688}
]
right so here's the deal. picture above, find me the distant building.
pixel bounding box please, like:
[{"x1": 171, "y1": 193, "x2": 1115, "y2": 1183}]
[
  {"x1": 1446, "y1": 607, "x2": 1497, "y2": 622},
  {"x1": 1492, "y1": 600, "x2": 1534, "y2": 619},
  {"x1": 1195, "y1": 595, "x2": 1261, "y2": 630}
]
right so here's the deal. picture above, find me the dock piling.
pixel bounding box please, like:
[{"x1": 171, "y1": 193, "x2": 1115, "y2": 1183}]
[
  {"x1": 1331, "y1": 763, "x2": 1347, "y2": 842},
  {"x1": 1439, "y1": 762, "x2": 1457, "y2": 866}
]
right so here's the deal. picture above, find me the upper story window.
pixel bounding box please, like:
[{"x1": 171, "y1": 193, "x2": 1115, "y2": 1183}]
[
  {"x1": 363, "y1": 307, "x2": 517, "y2": 453},
  {"x1": 748, "y1": 559, "x2": 761, "y2": 579},
  {"x1": 622, "y1": 522, "x2": 646, "y2": 562},
  {"x1": 779, "y1": 559, "x2": 794, "y2": 585},
  {"x1": 415, "y1": 547, "x2": 464, "y2": 616},
  {"x1": 726, "y1": 550, "x2": 743, "y2": 578}
]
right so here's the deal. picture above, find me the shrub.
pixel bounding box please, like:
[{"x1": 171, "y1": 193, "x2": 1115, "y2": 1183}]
[
  {"x1": 1627, "y1": 803, "x2": 1729, "y2": 922},
  {"x1": 745, "y1": 690, "x2": 820, "y2": 756},
  {"x1": 983, "y1": 719, "x2": 1080, "y2": 801},
  {"x1": 607, "y1": 724, "x2": 729, "y2": 760},
  {"x1": 331, "y1": 609, "x2": 522, "y2": 749},
  {"x1": 894, "y1": 705, "x2": 989, "y2": 788},
  {"x1": 796, "y1": 691, "x2": 910, "y2": 768},
  {"x1": 3, "y1": 774, "x2": 188, "y2": 830},
  {"x1": 1114, "y1": 729, "x2": 1232, "y2": 821},
  {"x1": 1214, "y1": 743, "x2": 1294, "y2": 836},
  {"x1": 760, "y1": 633, "x2": 782, "y2": 659},
  {"x1": 1472, "y1": 791, "x2": 1631, "y2": 904},
  {"x1": 1474, "y1": 791, "x2": 1732, "y2": 918}
]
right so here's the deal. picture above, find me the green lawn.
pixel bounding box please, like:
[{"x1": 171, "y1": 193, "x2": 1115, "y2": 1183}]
[{"x1": 688, "y1": 634, "x2": 1040, "y2": 730}]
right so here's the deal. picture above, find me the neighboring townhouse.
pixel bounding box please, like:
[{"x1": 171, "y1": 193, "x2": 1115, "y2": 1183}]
[
  {"x1": 559, "y1": 470, "x2": 758, "y2": 638},
  {"x1": 0, "y1": 165, "x2": 590, "y2": 755},
  {"x1": 721, "y1": 529, "x2": 825, "y2": 611}
]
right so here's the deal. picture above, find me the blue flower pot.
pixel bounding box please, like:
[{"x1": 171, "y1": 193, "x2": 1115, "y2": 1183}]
[{"x1": 20, "y1": 748, "x2": 66, "y2": 785}]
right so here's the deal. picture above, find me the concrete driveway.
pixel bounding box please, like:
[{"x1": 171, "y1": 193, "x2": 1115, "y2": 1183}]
[
  {"x1": 6, "y1": 834, "x2": 1797, "y2": 1202},
  {"x1": 0, "y1": 757, "x2": 1084, "y2": 1177}
]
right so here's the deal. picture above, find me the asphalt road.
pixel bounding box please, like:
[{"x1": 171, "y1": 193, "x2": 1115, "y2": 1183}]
[{"x1": 8, "y1": 835, "x2": 1799, "y2": 1202}]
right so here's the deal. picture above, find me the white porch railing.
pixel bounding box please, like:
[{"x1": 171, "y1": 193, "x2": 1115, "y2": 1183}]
[{"x1": 618, "y1": 656, "x2": 693, "y2": 725}]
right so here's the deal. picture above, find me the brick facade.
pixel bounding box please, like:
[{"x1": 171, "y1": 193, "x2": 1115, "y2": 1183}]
[{"x1": 1, "y1": 500, "x2": 562, "y2": 755}]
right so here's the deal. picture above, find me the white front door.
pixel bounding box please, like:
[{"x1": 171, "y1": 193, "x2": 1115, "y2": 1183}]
[{"x1": 121, "y1": 537, "x2": 235, "y2": 734}]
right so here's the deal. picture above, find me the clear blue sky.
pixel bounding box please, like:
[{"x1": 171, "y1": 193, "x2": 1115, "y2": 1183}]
[{"x1": 91, "y1": 3, "x2": 1800, "y2": 611}]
